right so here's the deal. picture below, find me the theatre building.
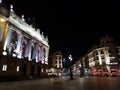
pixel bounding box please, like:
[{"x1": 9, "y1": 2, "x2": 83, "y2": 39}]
[{"x1": 0, "y1": 4, "x2": 49, "y2": 79}]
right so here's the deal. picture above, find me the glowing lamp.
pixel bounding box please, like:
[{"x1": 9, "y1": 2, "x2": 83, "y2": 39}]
[
  {"x1": 2, "y1": 51, "x2": 7, "y2": 55},
  {"x1": 0, "y1": 17, "x2": 5, "y2": 23}
]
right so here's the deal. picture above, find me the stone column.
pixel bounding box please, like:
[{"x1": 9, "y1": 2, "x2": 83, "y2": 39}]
[
  {"x1": 28, "y1": 41, "x2": 32, "y2": 61},
  {"x1": 44, "y1": 46, "x2": 49, "y2": 64},
  {"x1": 24, "y1": 40, "x2": 32, "y2": 61},
  {"x1": 104, "y1": 48, "x2": 111, "y2": 76},
  {"x1": 3, "y1": 27, "x2": 12, "y2": 55},
  {"x1": 98, "y1": 50, "x2": 102, "y2": 65},
  {"x1": 0, "y1": 18, "x2": 8, "y2": 55},
  {"x1": 16, "y1": 34, "x2": 22, "y2": 58}
]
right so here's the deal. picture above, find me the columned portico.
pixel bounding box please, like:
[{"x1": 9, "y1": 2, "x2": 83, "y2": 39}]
[{"x1": 0, "y1": 4, "x2": 49, "y2": 79}]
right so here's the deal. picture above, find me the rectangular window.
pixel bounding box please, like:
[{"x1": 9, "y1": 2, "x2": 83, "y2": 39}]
[
  {"x1": 2, "y1": 65, "x2": 7, "y2": 71},
  {"x1": 41, "y1": 68, "x2": 43, "y2": 72},
  {"x1": 59, "y1": 56, "x2": 61, "y2": 60},
  {"x1": 59, "y1": 65, "x2": 61, "y2": 68},
  {"x1": 16, "y1": 66, "x2": 19, "y2": 72}
]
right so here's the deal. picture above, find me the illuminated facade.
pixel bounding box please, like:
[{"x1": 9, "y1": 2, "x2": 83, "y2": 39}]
[
  {"x1": 74, "y1": 34, "x2": 120, "y2": 77},
  {"x1": 48, "y1": 50, "x2": 63, "y2": 76},
  {"x1": 0, "y1": 4, "x2": 49, "y2": 79}
]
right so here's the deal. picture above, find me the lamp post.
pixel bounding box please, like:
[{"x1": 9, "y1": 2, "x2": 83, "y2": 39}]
[{"x1": 68, "y1": 54, "x2": 73, "y2": 80}]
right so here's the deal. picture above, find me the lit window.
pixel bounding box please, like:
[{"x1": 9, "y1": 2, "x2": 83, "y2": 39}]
[
  {"x1": 16, "y1": 66, "x2": 19, "y2": 72},
  {"x1": 41, "y1": 68, "x2": 43, "y2": 72},
  {"x1": 110, "y1": 56, "x2": 115, "y2": 60},
  {"x1": 2, "y1": 65, "x2": 7, "y2": 71}
]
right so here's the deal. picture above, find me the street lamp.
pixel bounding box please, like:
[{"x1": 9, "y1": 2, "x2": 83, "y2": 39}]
[{"x1": 68, "y1": 54, "x2": 73, "y2": 80}]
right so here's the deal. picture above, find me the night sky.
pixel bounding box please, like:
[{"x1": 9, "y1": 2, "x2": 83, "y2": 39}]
[{"x1": 2, "y1": 0, "x2": 120, "y2": 61}]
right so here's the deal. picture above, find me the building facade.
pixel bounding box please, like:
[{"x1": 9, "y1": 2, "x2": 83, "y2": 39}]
[
  {"x1": 74, "y1": 34, "x2": 120, "y2": 77},
  {"x1": 0, "y1": 4, "x2": 49, "y2": 79},
  {"x1": 48, "y1": 50, "x2": 63, "y2": 76}
]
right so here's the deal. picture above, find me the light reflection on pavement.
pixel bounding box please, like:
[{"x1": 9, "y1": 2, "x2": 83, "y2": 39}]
[{"x1": 0, "y1": 77, "x2": 120, "y2": 90}]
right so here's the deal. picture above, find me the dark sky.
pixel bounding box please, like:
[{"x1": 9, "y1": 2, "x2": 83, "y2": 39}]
[{"x1": 2, "y1": 0, "x2": 120, "y2": 61}]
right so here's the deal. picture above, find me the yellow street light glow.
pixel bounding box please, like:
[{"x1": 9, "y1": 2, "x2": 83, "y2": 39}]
[{"x1": 0, "y1": 17, "x2": 5, "y2": 23}]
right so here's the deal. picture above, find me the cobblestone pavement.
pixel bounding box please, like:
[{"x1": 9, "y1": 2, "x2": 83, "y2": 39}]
[{"x1": 0, "y1": 76, "x2": 120, "y2": 90}]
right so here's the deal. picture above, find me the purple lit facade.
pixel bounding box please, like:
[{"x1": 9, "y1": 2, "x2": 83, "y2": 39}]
[{"x1": 0, "y1": 4, "x2": 49, "y2": 78}]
